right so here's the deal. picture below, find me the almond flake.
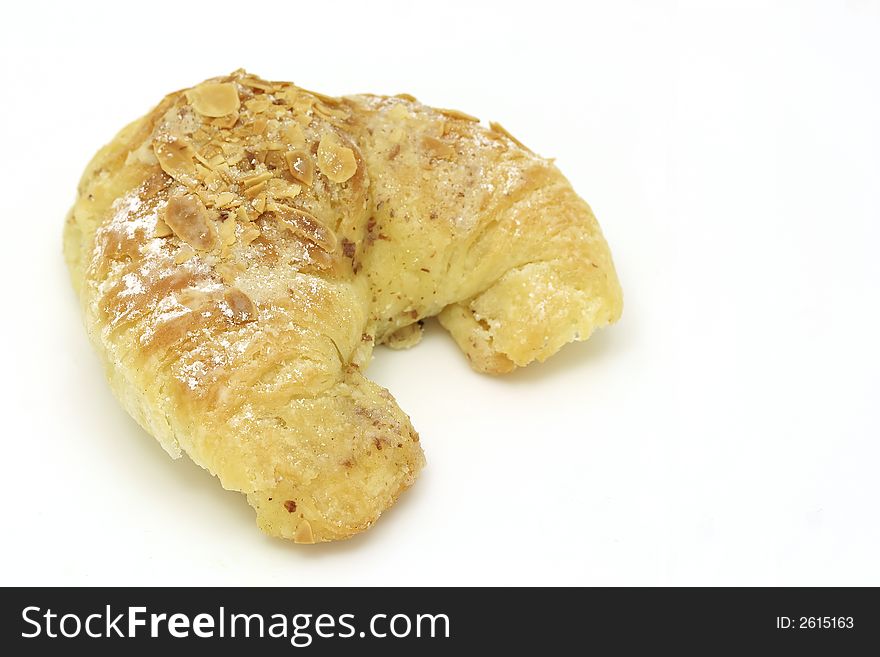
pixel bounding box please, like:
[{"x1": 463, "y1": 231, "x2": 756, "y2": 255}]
[
  {"x1": 186, "y1": 82, "x2": 241, "y2": 118},
  {"x1": 251, "y1": 115, "x2": 268, "y2": 136},
  {"x1": 164, "y1": 194, "x2": 217, "y2": 251},
  {"x1": 284, "y1": 150, "x2": 314, "y2": 186},
  {"x1": 422, "y1": 135, "x2": 455, "y2": 159},
  {"x1": 223, "y1": 288, "x2": 257, "y2": 324},
  {"x1": 244, "y1": 181, "x2": 268, "y2": 199},
  {"x1": 489, "y1": 121, "x2": 531, "y2": 152},
  {"x1": 439, "y1": 107, "x2": 480, "y2": 122},
  {"x1": 153, "y1": 137, "x2": 196, "y2": 182},
  {"x1": 317, "y1": 132, "x2": 357, "y2": 184},
  {"x1": 279, "y1": 207, "x2": 337, "y2": 253},
  {"x1": 242, "y1": 171, "x2": 274, "y2": 188},
  {"x1": 212, "y1": 112, "x2": 239, "y2": 129},
  {"x1": 218, "y1": 214, "x2": 237, "y2": 246},
  {"x1": 174, "y1": 245, "x2": 196, "y2": 264},
  {"x1": 239, "y1": 76, "x2": 276, "y2": 92},
  {"x1": 153, "y1": 219, "x2": 174, "y2": 238},
  {"x1": 215, "y1": 191, "x2": 237, "y2": 208},
  {"x1": 269, "y1": 178, "x2": 301, "y2": 201},
  {"x1": 388, "y1": 104, "x2": 409, "y2": 121},
  {"x1": 282, "y1": 123, "x2": 306, "y2": 147},
  {"x1": 241, "y1": 224, "x2": 260, "y2": 245}
]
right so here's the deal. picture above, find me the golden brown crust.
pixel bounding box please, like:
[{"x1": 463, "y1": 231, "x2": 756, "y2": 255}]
[{"x1": 64, "y1": 70, "x2": 622, "y2": 542}]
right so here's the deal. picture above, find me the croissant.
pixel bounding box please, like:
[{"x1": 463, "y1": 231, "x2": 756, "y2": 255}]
[{"x1": 63, "y1": 70, "x2": 622, "y2": 543}]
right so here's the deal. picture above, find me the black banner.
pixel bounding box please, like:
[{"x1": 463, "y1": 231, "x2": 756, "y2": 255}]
[{"x1": 2, "y1": 588, "x2": 876, "y2": 653}]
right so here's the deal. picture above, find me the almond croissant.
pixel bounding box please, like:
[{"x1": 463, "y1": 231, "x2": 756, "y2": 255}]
[{"x1": 63, "y1": 71, "x2": 622, "y2": 543}]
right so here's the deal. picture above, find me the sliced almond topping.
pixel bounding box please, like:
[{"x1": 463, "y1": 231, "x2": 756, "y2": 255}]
[
  {"x1": 303, "y1": 242, "x2": 335, "y2": 271},
  {"x1": 215, "y1": 261, "x2": 245, "y2": 285},
  {"x1": 240, "y1": 224, "x2": 261, "y2": 245},
  {"x1": 314, "y1": 103, "x2": 350, "y2": 121},
  {"x1": 216, "y1": 163, "x2": 233, "y2": 180},
  {"x1": 194, "y1": 163, "x2": 212, "y2": 179},
  {"x1": 186, "y1": 82, "x2": 241, "y2": 118},
  {"x1": 279, "y1": 207, "x2": 337, "y2": 253},
  {"x1": 153, "y1": 219, "x2": 174, "y2": 238},
  {"x1": 200, "y1": 142, "x2": 221, "y2": 158},
  {"x1": 267, "y1": 119, "x2": 284, "y2": 134},
  {"x1": 211, "y1": 112, "x2": 239, "y2": 129},
  {"x1": 214, "y1": 191, "x2": 237, "y2": 208},
  {"x1": 388, "y1": 103, "x2": 410, "y2": 121},
  {"x1": 263, "y1": 150, "x2": 285, "y2": 171},
  {"x1": 246, "y1": 149, "x2": 266, "y2": 166},
  {"x1": 220, "y1": 141, "x2": 245, "y2": 161},
  {"x1": 177, "y1": 288, "x2": 213, "y2": 310},
  {"x1": 193, "y1": 150, "x2": 212, "y2": 168},
  {"x1": 239, "y1": 76, "x2": 275, "y2": 92},
  {"x1": 141, "y1": 171, "x2": 171, "y2": 198},
  {"x1": 252, "y1": 192, "x2": 267, "y2": 214},
  {"x1": 293, "y1": 111, "x2": 312, "y2": 129},
  {"x1": 251, "y1": 115, "x2": 268, "y2": 136},
  {"x1": 244, "y1": 180, "x2": 268, "y2": 199},
  {"x1": 242, "y1": 171, "x2": 274, "y2": 188},
  {"x1": 218, "y1": 214, "x2": 237, "y2": 246},
  {"x1": 422, "y1": 135, "x2": 455, "y2": 159},
  {"x1": 489, "y1": 121, "x2": 532, "y2": 152},
  {"x1": 126, "y1": 140, "x2": 159, "y2": 167},
  {"x1": 245, "y1": 97, "x2": 272, "y2": 114},
  {"x1": 164, "y1": 194, "x2": 217, "y2": 251},
  {"x1": 316, "y1": 132, "x2": 357, "y2": 183},
  {"x1": 294, "y1": 519, "x2": 315, "y2": 544},
  {"x1": 193, "y1": 187, "x2": 212, "y2": 207},
  {"x1": 284, "y1": 149, "x2": 314, "y2": 186},
  {"x1": 192, "y1": 127, "x2": 211, "y2": 143},
  {"x1": 439, "y1": 107, "x2": 480, "y2": 122},
  {"x1": 269, "y1": 178, "x2": 301, "y2": 202},
  {"x1": 277, "y1": 88, "x2": 301, "y2": 106},
  {"x1": 207, "y1": 170, "x2": 227, "y2": 188},
  {"x1": 154, "y1": 137, "x2": 196, "y2": 182},
  {"x1": 223, "y1": 288, "x2": 256, "y2": 324},
  {"x1": 174, "y1": 245, "x2": 196, "y2": 264},
  {"x1": 306, "y1": 89, "x2": 341, "y2": 106}
]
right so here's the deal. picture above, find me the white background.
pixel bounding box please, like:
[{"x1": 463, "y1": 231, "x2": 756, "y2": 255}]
[{"x1": 1, "y1": 0, "x2": 877, "y2": 586}]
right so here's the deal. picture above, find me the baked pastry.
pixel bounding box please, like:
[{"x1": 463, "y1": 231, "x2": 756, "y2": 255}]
[{"x1": 64, "y1": 71, "x2": 622, "y2": 543}]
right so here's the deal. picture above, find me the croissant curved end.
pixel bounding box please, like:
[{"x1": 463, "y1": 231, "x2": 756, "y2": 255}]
[{"x1": 63, "y1": 70, "x2": 622, "y2": 543}]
